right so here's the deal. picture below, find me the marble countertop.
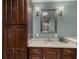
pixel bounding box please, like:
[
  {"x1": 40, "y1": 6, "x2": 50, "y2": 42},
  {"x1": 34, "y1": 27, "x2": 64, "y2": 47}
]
[{"x1": 28, "y1": 38, "x2": 77, "y2": 48}]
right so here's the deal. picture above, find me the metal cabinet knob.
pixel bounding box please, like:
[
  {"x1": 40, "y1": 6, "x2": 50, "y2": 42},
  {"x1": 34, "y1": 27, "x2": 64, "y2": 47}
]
[
  {"x1": 68, "y1": 51, "x2": 71, "y2": 54},
  {"x1": 34, "y1": 50, "x2": 37, "y2": 52}
]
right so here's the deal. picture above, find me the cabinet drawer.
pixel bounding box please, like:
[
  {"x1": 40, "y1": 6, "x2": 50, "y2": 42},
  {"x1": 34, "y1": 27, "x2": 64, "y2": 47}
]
[
  {"x1": 62, "y1": 48, "x2": 76, "y2": 56},
  {"x1": 29, "y1": 48, "x2": 42, "y2": 55}
]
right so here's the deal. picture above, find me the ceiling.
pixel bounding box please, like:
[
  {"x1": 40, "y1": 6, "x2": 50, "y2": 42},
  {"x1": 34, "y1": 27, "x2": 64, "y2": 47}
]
[{"x1": 32, "y1": 0, "x2": 76, "y2": 2}]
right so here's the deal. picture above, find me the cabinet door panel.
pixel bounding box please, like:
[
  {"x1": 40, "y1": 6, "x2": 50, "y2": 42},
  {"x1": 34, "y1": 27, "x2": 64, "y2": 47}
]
[
  {"x1": 7, "y1": 26, "x2": 15, "y2": 48},
  {"x1": 7, "y1": 48, "x2": 16, "y2": 59},
  {"x1": 18, "y1": 0, "x2": 25, "y2": 24},
  {"x1": 16, "y1": 49, "x2": 27, "y2": 59},
  {"x1": 5, "y1": 0, "x2": 27, "y2": 24},
  {"x1": 4, "y1": 26, "x2": 16, "y2": 59},
  {"x1": 44, "y1": 48, "x2": 60, "y2": 59},
  {"x1": 12, "y1": 0, "x2": 18, "y2": 24},
  {"x1": 4, "y1": 26, "x2": 28, "y2": 59},
  {"x1": 15, "y1": 26, "x2": 27, "y2": 48},
  {"x1": 15, "y1": 26, "x2": 27, "y2": 59},
  {"x1": 62, "y1": 48, "x2": 77, "y2": 59},
  {"x1": 29, "y1": 48, "x2": 42, "y2": 59},
  {"x1": 7, "y1": 0, "x2": 13, "y2": 24},
  {"x1": 5, "y1": 0, "x2": 17, "y2": 24},
  {"x1": 16, "y1": 0, "x2": 27, "y2": 24}
]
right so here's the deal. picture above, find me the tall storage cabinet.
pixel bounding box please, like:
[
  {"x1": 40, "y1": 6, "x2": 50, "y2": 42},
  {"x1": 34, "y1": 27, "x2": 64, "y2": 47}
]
[
  {"x1": 3, "y1": 0, "x2": 27, "y2": 24},
  {"x1": 2, "y1": 0, "x2": 30, "y2": 59}
]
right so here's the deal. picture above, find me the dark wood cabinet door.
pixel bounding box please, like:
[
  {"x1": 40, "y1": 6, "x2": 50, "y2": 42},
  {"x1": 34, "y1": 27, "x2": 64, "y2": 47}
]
[
  {"x1": 15, "y1": 26, "x2": 27, "y2": 59},
  {"x1": 4, "y1": 26, "x2": 16, "y2": 59},
  {"x1": 29, "y1": 48, "x2": 42, "y2": 59},
  {"x1": 4, "y1": 0, "x2": 27, "y2": 24},
  {"x1": 4, "y1": 25, "x2": 28, "y2": 59},
  {"x1": 17, "y1": 0, "x2": 27, "y2": 24},
  {"x1": 5, "y1": 0, "x2": 17, "y2": 24},
  {"x1": 43, "y1": 48, "x2": 60, "y2": 59},
  {"x1": 62, "y1": 48, "x2": 77, "y2": 59}
]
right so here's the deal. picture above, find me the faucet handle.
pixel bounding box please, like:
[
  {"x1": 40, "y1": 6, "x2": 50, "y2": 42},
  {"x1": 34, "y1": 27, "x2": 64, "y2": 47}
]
[
  {"x1": 45, "y1": 39, "x2": 47, "y2": 42},
  {"x1": 51, "y1": 39, "x2": 53, "y2": 42},
  {"x1": 50, "y1": 38, "x2": 53, "y2": 42},
  {"x1": 48, "y1": 38, "x2": 50, "y2": 42}
]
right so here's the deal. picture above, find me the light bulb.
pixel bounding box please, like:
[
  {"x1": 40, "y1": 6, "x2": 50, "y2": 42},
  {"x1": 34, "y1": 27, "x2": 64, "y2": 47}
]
[
  {"x1": 55, "y1": 34, "x2": 58, "y2": 37},
  {"x1": 36, "y1": 33, "x2": 39, "y2": 37},
  {"x1": 35, "y1": 7, "x2": 40, "y2": 12}
]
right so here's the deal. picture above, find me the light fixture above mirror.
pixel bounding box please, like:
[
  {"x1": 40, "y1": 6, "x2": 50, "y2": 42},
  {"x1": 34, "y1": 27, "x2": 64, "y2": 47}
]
[
  {"x1": 58, "y1": 6, "x2": 64, "y2": 16},
  {"x1": 35, "y1": 7, "x2": 41, "y2": 16}
]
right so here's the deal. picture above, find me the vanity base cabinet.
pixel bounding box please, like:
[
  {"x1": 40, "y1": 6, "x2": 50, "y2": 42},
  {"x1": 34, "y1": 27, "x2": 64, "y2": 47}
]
[{"x1": 28, "y1": 48, "x2": 76, "y2": 59}]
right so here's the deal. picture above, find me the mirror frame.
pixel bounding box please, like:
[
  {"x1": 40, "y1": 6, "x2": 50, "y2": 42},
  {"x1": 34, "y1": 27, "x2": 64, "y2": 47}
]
[{"x1": 40, "y1": 9, "x2": 57, "y2": 34}]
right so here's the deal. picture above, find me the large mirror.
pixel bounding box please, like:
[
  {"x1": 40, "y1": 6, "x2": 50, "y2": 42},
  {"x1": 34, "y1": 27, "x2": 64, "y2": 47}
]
[{"x1": 41, "y1": 9, "x2": 57, "y2": 34}]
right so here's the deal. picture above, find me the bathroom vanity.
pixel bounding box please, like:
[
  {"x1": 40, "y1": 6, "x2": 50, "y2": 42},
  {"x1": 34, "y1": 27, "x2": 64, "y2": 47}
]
[
  {"x1": 28, "y1": 38, "x2": 77, "y2": 59},
  {"x1": 28, "y1": 48, "x2": 76, "y2": 59},
  {"x1": 3, "y1": 0, "x2": 77, "y2": 59}
]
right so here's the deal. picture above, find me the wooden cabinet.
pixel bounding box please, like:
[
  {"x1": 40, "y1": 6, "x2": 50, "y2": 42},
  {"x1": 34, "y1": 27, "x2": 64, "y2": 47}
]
[
  {"x1": 3, "y1": 0, "x2": 31, "y2": 58},
  {"x1": 28, "y1": 48, "x2": 42, "y2": 59},
  {"x1": 43, "y1": 48, "x2": 60, "y2": 59},
  {"x1": 4, "y1": 26, "x2": 27, "y2": 59},
  {"x1": 62, "y1": 48, "x2": 77, "y2": 59},
  {"x1": 28, "y1": 48, "x2": 77, "y2": 59},
  {"x1": 3, "y1": 0, "x2": 27, "y2": 24}
]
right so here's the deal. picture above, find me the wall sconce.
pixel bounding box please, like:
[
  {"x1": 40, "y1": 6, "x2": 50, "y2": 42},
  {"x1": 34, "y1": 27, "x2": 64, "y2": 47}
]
[
  {"x1": 58, "y1": 10, "x2": 63, "y2": 16},
  {"x1": 58, "y1": 7, "x2": 64, "y2": 16},
  {"x1": 36, "y1": 11, "x2": 39, "y2": 16},
  {"x1": 35, "y1": 7, "x2": 40, "y2": 16}
]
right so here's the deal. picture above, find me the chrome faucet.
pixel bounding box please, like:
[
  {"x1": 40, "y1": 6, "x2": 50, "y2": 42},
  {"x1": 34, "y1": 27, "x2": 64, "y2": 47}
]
[
  {"x1": 45, "y1": 38, "x2": 53, "y2": 42},
  {"x1": 48, "y1": 38, "x2": 50, "y2": 42}
]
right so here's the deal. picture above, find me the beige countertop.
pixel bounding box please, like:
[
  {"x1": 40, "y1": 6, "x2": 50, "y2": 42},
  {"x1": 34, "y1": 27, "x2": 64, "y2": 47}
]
[{"x1": 28, "y1": 38, "x2": 77, "y2": 48}]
